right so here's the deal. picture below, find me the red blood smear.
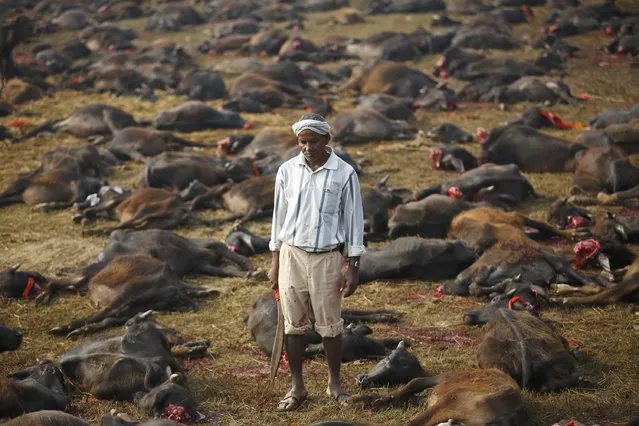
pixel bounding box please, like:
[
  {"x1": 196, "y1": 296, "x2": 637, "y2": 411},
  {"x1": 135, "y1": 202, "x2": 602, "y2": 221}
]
[
  {"x1": 447, "y1": 187, "x2": 464, "y2": 199},
  {"x1": 208, "y1": 49, "x2": 217, "y2": 56},
  {"x1": 573, "y1": 239, "x2": 601, "y2": 268},
  {"x1": 566, "y1": 215, "x2": 586, "y2": 229},
  {"x1": 430, "y1": 148, "x2": 442, "y2": 169},
  {"x1": 436, "y1": 56, "x2": 446, "y2": 68},
  {"x1": 243, "y1": 122, "x2": 252, "y2": 130},
  {"x1": 279, "y1": 351, "x2": 289, "y2": 371},
  {"x1": 163, "y1": 404, "x2": 188, "y2": 422},
  {"x1": 432, "y1": 284, "x2": 445, "y2": 299}
]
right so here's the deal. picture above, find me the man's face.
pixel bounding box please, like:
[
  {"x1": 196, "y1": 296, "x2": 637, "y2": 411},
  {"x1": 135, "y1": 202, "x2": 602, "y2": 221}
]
[{"x1": 297, "y1": 129, "x2": 329, "y2": 163}]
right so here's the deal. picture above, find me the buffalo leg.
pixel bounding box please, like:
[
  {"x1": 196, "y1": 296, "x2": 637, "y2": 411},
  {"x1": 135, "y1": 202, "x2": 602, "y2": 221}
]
[
  {"x1": 33, "y1": 201, "x2": 73, "y2": 212},
  {"x1": 197, "y1": 264, "x2": 249, "y2": 278},
  {"x1": 65, "y1": 316, "x2": 131, "y2": 338},
  {"x1": 372, "y1": 376, "x2": 440, "y2": 409},
  {"x1": 612, "y1": 184, "x2": 639, "y2": 202},
  {"x1": 36, "y1": 276, "x2": 89, "y2": 305},
  {"x1": 341, "y1": 309, "x2": 401, "y2": 323},
  {"x1": 0, "y1": 194, "x2": 22, "y2": 207},
  {"x1": 217, "y1": 245, "x2": 254, "y2": 271}
]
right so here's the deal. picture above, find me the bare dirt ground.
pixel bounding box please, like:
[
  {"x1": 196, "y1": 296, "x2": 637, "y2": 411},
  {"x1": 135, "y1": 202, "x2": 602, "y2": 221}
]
[{"x1": 1, "y1": 1, "x2": 639, "y2": 425}]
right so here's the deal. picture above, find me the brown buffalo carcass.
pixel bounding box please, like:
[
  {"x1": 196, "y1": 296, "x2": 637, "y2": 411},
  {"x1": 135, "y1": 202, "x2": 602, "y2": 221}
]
[
  {"x1": 0, "y1": 169, "x2": 103, "y2": 211},
  {"x1": 339, "y1": 62, "x2": 437, "y2": 99},
  {"x1": 48, "y1": 254, "x2": 220, "y2": 337},
  {"x1": 186, "y1": 175, "x2": 275, "y2": 225},
  {"x1": 443, "y1": 239, "x2": 594, "y2": 297},
  {"x1": 0, "y1": 145, "x2": 116, "y2": 210},
  {"x1": 106, "y1": 127, "x2": 205, "y2": 161},
  {"x1": 388, "y1": 194, "x2": 475, "y2": 239},
  {"x1": 137, "y1": 152, "x2": 250, "y2": 190},
  {"x1": 448, "y1": 207, "x2": 570, "y2": 253},
  {"x1": 477, "y1": 309, "x2": 579, "y2": 392},
  {"x1": 352, "y1": 369, "x2": 523, "y2": 426},
  {"x1": 58, "y1": 312, "x2": 203, "y2": 422},
  {"x1": 39, "y1": 229, "x2": 255, "y2": 305},
  {"x1": 330, "y1": 108, "x2": 417, "y2": 144},
  {"x1": 480, "y1": 125, "x2": 587, "y2": 172},
  {"x1": 570, "y1": 146, "x2": 639, "y2": 202},
  {"x1": 359, "y1": 237, "x2": 477, "y2": 284},
  {"x1": 0, "y1": 361, "x2": 68, "y2": 419},
  {"x1": 81, "y1": 187, "x2": 213, "y2": 235},
  {"x1": 579, "y1": 119, "x2": 639, "y2": 155},
  {"x1": 413, "y1": 163, "x2": 537, "y2": 207}
]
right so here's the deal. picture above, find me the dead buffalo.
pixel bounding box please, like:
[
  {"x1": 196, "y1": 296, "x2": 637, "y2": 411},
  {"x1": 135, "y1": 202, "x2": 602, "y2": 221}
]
[
  {"x1": 0, "y1": 169, "x2": 103, "y2": 211},
  {"x1": 153, "y1": 101, "x2": 247, "y2": 132},
  {"x1": 359, "y1": 237, "x2": 477, "y2": 284},
  {"x1": 362, "y1": 176, "x2": 412, "y2": 238},
  {"x1": 463, "y1": 281, "x2": 548, "y2": 325},
  {"x1": 352, "y1": 369, "x2": 523, "y2": 426},
  {"x1": 479, "y1": 125, "x2": 586, "y2": 172},
  {"x1": 80, "y1": 187, "x2": 211, "y2": 235},
  {"x1": 137, "y1": 151, "x2": 245, "y2": 190},
  {"x1": 58, "y1": 313, "x2": 184, "y2": 400},
  {"x1": 3, "y1": 411, "x2": 90, "y2": 426},
  {"x1": 589, "y1": 103, "x2": 639, "y2": 129},
  {"x1": 245, "y1": 291, "x2": 401, "y2": 357},
  {"x1": 485, "y1": 78, "x2": 580, "y2": 105},
  {"x1": 357, "y1": 341, "x2": 428, "y2": 388},
  {"x1": 48, "y1": 254, "x2": 220, "y2": 337},
  {"x1": 449, "y1": 207, "x2": 569, "y2": 253},
  {"x1": 175, "y1": 70, "x2": 226, "y2": 101},
  {"x1": 443, "y1": 240, "x2": 593, "y2": 296},
  {"x1": 340, "y1": 62, "x2": 437, "y2": 98},
  {"x1": 134, "y1": 373, "x2": 202, "y2": 422},
  {"x1": 37, "y1": 145, "x2": 117, "y2": 177},
  {"x1": 344, "y1": 31, "x2": 426, "y2": 62},
  {"x1": 356, "y1": 94, "x2": 415, "y2": 121},
  {"x1": 413, "y1": 163, "x2": 537, "y2": 207},
  {"x1": 430, "y1": 145, "x2": 478, "y2": 173},
  {"x1": 0, "y1": 361, "x2": 67, "y2": 419},
  {"x1": 547, "y1": 197, "x2": 593, "y2": 230},
  {"x1": 477, "y1": 309, "x2": 579, "y2": 392},
  {"x1": 229, "y1": 128, "x2": 298, "y2": 157},
  {"x1": 451, "y1": 16, "x2": 519, "y2": 50},
  {"x1": 305, "y1": 323, "x2": 403, "y2": 362},
  {"x1": 547, "y1": 1, "x2": 623, "y2": 37},
  {"x1": 552, "y1": 259, "x2": 639, "y2": 306},
  {"x1": 330, "y1": 109, "x2": 417, "y2": 143},
  {"x1": 225, "y1": 224, "x2": 269, "y2": 256},
  {"x1": 0, "y1": 264, "x2": 47, "y2": 299},
  {"x1": 187, "y1": 176, "x2": 275, "y2": 225},
  {"x1": 388, "y1": 194, "x2": 474, "y2": 239},
  {"x1": 579, "y1": 119, "x2": 639, "y2": 155},
  {"x1": 509, "y1": 106, "x2": 579, "y2": 130},
  {"x1": 572, "y1": 146, "x2": 639, "y2": 194},
  {"x1": 88, "y1": 229, "x2": 254, "y2": 279},
  {"x1": 101, "y1": 416, "x2": 181, "y2": 426},
  {"x1": 145, "y1": 3, "x2": 205, "y2": 32},
  {"x1": 427, "y1": 123, "x2": 473, "y2": 144},
  {"x1": 107, "y1": 127, "x2": 204, "y2": 161},
  {"x1": 0, "y1": 325, "x2": 22, "y2": 352},
  {"x1": 351, "y1": 0, "x2": 445, "y2": 13},
  {"x1": 434, "y1": 47, "x2": 543, "y2": 80},
  {"x1": 23, "y1": 104, "x2": 137, "y2": 139}
]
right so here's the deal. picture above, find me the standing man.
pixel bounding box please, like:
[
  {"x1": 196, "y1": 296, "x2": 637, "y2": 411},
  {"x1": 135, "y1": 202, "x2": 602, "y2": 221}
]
[{"x1": 268, "y1": 113, "x2": 365, "y2": 412}]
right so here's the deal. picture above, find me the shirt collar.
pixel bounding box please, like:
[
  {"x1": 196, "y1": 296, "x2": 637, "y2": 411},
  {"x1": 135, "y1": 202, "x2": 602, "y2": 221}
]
[{"x1": 296, "y1": 147, "x2": 339, "y2": 170}]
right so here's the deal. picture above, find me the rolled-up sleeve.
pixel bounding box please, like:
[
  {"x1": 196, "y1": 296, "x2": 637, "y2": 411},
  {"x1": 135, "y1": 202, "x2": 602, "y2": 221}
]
[
  {"x1": 341, "y1": 170, "x2": 365, "y2": 257},
  {"x1": 269, "y1": 167, "x2": 287, "y2": 251}
]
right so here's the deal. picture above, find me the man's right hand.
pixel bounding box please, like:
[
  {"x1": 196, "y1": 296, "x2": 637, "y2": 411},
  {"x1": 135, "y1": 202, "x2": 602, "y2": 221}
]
[{"x1": 269, "y1": 251, "x2": 280, "y2": 290}]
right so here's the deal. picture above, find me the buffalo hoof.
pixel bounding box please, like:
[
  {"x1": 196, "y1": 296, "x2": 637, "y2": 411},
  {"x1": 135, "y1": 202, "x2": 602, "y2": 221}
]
[
  {"x1": 566, "y1": 195, "x2": 598, "y2": 206},
  {"x1": 247, "y1": 268, "x2": 267, "y2": 280},
  {"x1": 49, "y1": 326, "x2": 69, "y2": 336},
  {"x1": 597, "y1": 192, "x2": 618, "y2": 205},
  {"x1": 35, "y1": 290, "x2": 55, "y2": 306}
]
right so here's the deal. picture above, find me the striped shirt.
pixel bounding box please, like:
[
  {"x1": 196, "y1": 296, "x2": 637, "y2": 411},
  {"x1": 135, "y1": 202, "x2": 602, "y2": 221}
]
[{"x1": 269, "y1": 148, "x2": 365, "y2": 257}]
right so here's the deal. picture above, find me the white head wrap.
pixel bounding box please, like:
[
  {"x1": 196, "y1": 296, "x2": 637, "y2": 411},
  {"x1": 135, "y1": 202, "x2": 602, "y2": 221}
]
[{"x1": 291, "y1": 119, "x2": 332, "y2": 138}]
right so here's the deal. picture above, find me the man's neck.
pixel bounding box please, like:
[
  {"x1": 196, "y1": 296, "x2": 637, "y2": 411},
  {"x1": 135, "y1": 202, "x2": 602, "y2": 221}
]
[{"x1": 306, "y1": 149, "x2": 331, "y2": 171}]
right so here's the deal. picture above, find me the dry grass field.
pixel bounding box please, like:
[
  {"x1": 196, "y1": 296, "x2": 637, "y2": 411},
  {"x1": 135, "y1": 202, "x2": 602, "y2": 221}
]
[{"x1": 1, "y1": 1, "x2": 639, "y2": 425}]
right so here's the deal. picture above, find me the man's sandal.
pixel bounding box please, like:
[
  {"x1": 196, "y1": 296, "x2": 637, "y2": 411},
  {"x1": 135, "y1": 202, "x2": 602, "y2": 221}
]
[{"x1": 276, "y1": 391, "x2": 308, "y2": 412}]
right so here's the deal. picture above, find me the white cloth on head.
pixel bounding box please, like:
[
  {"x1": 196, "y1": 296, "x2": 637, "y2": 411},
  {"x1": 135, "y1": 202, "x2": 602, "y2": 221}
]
[{"x1": 291, "y1": 119, "x2": 332, "y2": 137}]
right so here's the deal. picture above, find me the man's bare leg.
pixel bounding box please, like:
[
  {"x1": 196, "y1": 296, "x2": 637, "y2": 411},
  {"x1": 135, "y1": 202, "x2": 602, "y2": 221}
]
[
  {"x1": 324, "y1": 334, "x2": 349, "y2": 404},
  {"x1": 277, "y1": 334, "x2": 307, "y2": 411}
]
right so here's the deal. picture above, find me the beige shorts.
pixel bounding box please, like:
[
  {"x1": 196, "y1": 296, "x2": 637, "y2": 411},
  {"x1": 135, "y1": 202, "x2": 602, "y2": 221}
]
[{"x1": 278, "y1": 243, "x2": 345, "y2": 338}]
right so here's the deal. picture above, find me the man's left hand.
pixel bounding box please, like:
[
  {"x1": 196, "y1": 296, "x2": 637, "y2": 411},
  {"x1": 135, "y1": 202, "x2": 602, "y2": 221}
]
[{"x1": 342, "y1": 265, "x2": 359, "y2": 298}]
